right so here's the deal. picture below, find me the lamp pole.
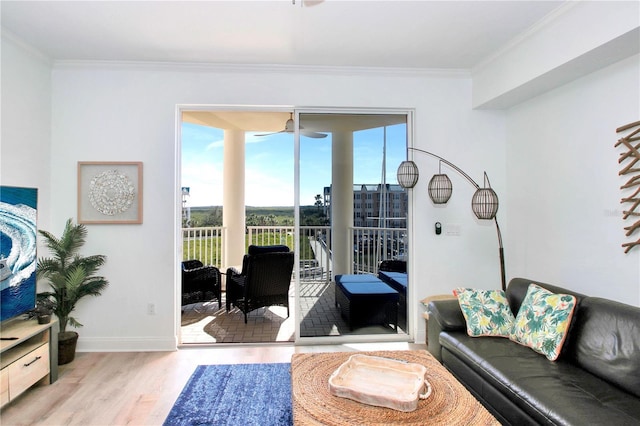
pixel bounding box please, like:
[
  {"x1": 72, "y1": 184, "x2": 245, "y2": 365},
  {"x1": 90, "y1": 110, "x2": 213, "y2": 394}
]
[{"x1": 407, "y1": 147, "x2": 506, "y2": 291}]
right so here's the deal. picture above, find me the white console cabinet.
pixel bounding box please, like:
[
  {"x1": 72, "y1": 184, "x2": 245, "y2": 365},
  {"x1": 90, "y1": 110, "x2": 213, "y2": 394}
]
[{"x1": 0, "y1": 318, "x2": 58, "y2": 407}]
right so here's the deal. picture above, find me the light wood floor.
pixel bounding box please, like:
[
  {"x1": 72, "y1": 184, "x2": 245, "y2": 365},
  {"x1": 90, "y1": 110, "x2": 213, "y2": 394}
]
[{"x1": 0, "y1": 342, "x2": 426, "y2": 425}]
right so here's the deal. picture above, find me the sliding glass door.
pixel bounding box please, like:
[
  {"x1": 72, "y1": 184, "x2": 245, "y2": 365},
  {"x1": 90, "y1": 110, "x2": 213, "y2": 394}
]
[
  {"x1": 177, "y1": 106, "x2": 412, "y2": 345},
  {"x1": 295, "y1": 109, "x2": 411, "y2": 342}
]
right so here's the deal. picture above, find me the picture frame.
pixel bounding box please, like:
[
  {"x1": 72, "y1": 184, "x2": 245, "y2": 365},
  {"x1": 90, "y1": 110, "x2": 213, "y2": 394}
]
[
  {"x1": 78, "y1": 161, "x2": 143, "y2": 224},
  {"x1": 0, "y1": 185, "x2": 38, "y2": 321}
]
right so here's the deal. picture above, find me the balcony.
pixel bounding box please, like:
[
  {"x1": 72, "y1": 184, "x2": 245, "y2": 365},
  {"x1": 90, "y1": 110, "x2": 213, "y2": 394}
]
[{"x1": 181, "y1": 225, "x2": 408, "y2": 343}]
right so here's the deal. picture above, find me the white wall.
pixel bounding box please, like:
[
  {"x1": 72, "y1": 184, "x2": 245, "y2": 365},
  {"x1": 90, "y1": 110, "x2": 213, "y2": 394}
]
[
  {"x1": 5, "y1": 33, "x2": 638, "y2": 351},
  {"x1": 45, "y1": 63, "x2": 505, "y2": 350},
  {"x1": 506, "y1": 54, "x2": 640, "y2": 306},
  {"x1": 1, "y1": 36, "x2": 53, "y2": 233}
]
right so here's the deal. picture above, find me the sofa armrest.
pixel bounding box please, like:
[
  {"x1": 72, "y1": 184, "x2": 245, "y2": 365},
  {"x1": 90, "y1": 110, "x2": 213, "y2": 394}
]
[{"x1": 427, "y1": 299, "x2": 465, "y2": 362}]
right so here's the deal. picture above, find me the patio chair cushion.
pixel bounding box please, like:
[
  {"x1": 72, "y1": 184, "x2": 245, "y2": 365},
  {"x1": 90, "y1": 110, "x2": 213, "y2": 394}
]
[
  {"x1": 377, "y1": 271, "x2": 408, "y2": 295},
  {"x1": 234, "y1": 245, "x2": 291, "y2": 277},
  {"x1": 334, "y1": 274, "x2": 383, "y2": 284},
  {"x1": 338, "y1": 279, "x2": 399, "y2": 296},
  {"x1": 248, "y1": 244, "x2": 290, "y2": 255}
]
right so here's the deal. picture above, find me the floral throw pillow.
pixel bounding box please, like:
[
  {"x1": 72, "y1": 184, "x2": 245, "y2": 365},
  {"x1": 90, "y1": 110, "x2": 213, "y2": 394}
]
[
  {"x1": 454, "y1": 288, "x2": 516, "y2": 338},
  {"x1": 509, "y1": 283, "x2": 577, "y2": 361}
]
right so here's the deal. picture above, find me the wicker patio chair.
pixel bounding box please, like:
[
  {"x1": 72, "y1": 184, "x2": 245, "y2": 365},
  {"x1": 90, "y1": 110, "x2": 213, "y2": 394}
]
[
  {"x1": 378, "y1": 259, "x2": 407, "y2": 273},
  {"x1": 226, "y1": 245, "x2": 294, "y2": 323},
  {"x1": 181, "y1": 260, "x2": 222, "y2": 308}
]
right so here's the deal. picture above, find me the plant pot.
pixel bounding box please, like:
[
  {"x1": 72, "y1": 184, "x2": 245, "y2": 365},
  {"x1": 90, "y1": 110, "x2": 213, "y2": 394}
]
[
  {"x1": 58, "y1": 331, "x2": 79, "y2": 365},
  {"x1": 37, "y1": 314, "x2": 51, "y2": 324}
]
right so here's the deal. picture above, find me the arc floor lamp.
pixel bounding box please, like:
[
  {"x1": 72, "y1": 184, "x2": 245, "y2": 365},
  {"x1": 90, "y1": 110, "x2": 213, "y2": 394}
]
[{"x1": 397, "y1": 148, "x2": 506, "y2": 291}]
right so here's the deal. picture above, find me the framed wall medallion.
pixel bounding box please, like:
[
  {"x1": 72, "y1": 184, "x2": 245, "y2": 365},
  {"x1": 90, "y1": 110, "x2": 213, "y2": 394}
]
[{"x1": 78, "y1": 161, "x2": 143, "y2": 224}]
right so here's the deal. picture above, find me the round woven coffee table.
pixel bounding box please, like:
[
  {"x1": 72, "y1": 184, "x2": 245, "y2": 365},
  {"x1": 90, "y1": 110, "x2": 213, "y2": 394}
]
[{"x1": 291, "y1": 350, "x2": 498, "y2": 426}]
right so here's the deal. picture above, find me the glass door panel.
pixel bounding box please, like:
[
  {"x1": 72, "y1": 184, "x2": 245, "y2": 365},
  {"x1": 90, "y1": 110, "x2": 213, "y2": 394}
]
[{"x1": 297, "y1": 111, "x2": 409, "y2": 340}]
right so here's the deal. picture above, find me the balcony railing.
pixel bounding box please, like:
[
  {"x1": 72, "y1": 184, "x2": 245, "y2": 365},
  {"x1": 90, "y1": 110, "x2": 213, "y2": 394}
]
[
  {"x1": 182, "y1": 226, "x2": 225, "y2": 269},
  {"x1": 351, "y1": 226, "x2": 407, "y2": 274},
  {"x1": 182, "y1": 225, "x2": 406, "y2": 279}
]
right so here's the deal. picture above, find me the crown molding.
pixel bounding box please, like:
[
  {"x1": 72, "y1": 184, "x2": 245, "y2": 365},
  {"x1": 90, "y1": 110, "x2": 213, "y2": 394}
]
[
  {"x1": 52, "y1": 60, "x2": 470, "y2": 79},
  {"x1": 1, "y1": 29, "x2": 53, "y2": 66}
]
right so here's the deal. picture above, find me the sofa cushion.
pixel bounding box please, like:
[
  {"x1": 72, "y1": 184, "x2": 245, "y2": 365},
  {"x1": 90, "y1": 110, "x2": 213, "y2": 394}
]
[
  {"x1": 454, "y1": 288, "x2": 515, "y2": 338},
  {"x1": 572, "y1": 297, "x2": 640, "y2": 399},
  {"x1": 506, "y1": 278, "x2": 586, "y2": 316},
  {"x1": 510, "y1": 283, "x2": 576, "y2": 361},
  {"x1": 506, "y1": 278, "x2": 587, "y2": 361},
  {"x1": 440, "y1": 331, "x2": 640, "y2": 425}
]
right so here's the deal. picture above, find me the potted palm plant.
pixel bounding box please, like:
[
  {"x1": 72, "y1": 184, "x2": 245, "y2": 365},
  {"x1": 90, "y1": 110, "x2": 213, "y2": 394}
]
[{"x1": 37, "y1": 218, "x2": 109, "y2": 365}]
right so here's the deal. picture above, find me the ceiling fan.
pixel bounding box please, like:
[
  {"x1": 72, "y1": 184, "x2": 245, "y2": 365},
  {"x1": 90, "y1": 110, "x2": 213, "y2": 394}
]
[
  {"x1": 256, "y1": 113, "x2": 327, "y2": 139},
  {"x1": 292, "y1": 0, "x2": 324, "y2": 6}
]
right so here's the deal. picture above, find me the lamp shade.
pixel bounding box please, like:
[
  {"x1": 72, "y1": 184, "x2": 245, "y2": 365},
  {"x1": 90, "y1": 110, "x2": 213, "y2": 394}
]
[
  {"x1": 427, "y1": 174, "x2": 453, "y2": 204},
  {"x1": 397, "y1": 160, "x2": 419, "y2": 188},
  {"x1": 471, "y1": 187, "x2": 499, "y2": 219}
]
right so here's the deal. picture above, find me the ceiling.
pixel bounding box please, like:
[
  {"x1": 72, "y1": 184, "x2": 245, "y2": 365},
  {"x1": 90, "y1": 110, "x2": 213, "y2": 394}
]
[
  {"x1": 1, "y1": 0, "x2": 566, "y2": 70},
  {"x1": 183, "y1": 111, "x2": 407, "y2": 132}
]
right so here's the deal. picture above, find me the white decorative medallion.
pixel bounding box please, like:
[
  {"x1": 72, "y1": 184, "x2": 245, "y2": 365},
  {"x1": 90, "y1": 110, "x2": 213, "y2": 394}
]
[{"x1": 88, "y1": 169, "x2": 136, "y2": 216}]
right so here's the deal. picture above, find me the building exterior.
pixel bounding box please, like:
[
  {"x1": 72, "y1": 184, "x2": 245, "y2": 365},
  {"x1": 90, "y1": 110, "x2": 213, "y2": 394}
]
[
  {"x1": 181, "y1": 187, "x2": 191, "y2": 226},
  {"x1": 324, "y1": 184, "x2": 408, "y2": 228}
]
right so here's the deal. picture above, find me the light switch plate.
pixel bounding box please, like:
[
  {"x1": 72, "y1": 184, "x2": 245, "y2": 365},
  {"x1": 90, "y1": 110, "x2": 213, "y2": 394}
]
[{"x1": 445, "y1": 224, "x2": 461, "y2": 236}]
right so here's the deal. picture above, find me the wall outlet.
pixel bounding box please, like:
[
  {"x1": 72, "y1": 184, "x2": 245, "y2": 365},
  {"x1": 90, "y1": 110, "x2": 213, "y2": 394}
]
[{"x1": 147, "y1": 302, "x2": 156, "y2": 315}]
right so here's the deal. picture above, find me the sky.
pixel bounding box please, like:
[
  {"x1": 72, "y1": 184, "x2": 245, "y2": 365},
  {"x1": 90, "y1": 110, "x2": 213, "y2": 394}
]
[{"x1": 181, "y1": 121, "x2": 407, "y2": 207}]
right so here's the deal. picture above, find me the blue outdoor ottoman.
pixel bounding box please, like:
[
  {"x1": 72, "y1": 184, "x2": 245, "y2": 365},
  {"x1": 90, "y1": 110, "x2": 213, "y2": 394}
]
[{"x1": 334, "y1": 274, "x2": 399, "y2": 331}]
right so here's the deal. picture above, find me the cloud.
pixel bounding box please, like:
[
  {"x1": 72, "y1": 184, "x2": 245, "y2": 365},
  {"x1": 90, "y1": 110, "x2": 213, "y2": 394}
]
[
  {"x1": 181, "y1": 162, "x2": 223, "y2": 206},
  {"x1": 245, "y1": 168, "x2": 294, "y2": 206},
  {"x1": 206, "y1": 139, "x2": 224, "y2": 150}
]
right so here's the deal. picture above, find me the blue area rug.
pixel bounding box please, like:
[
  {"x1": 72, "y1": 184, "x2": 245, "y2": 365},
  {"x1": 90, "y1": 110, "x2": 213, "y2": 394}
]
[{"x1": 163, "y1": 363, "x2": 292, "y2": 426}]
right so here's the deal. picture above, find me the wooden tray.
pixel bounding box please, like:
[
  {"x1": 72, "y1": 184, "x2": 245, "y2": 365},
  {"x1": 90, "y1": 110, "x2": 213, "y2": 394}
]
[{"x1": 328, "y1": 354, "x2": 431, "y2": 412}]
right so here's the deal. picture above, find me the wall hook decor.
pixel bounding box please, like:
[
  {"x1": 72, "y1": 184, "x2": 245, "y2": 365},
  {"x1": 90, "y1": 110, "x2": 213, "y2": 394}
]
[{"x1": 615, "y1": 120, "x2": 640, "y2": 253}]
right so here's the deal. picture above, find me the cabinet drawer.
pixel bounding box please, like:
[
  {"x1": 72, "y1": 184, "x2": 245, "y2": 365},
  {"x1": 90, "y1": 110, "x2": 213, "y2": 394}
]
[
  {"x1": 8, "y1": 343, "x2": 50, "y2": 399},
  {"x1": 0, "y1": 368, "x2": 8, "y2": 406}
]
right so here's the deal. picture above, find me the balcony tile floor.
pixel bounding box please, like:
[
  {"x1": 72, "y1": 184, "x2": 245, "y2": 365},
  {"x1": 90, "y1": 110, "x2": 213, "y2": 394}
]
[{"x1": 181, "y1": 281, "x2": 406, "y2": 344}]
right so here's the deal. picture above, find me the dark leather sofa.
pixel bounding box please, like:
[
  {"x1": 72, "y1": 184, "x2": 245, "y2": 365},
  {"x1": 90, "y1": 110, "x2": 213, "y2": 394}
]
[{"x1": 427, "y1": 277, "x2": 640, "y2": 425}]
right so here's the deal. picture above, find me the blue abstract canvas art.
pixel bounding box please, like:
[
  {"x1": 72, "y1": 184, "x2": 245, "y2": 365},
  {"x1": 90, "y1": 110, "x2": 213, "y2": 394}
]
[{"x1": 0, "y1": 186, "x2": 38, "y2": 322}]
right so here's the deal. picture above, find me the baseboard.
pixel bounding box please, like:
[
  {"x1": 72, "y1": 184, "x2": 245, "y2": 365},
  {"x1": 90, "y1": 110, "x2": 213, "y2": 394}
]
[{"x1": 76, "y1": 336, "x2": 178, "y2": 352}]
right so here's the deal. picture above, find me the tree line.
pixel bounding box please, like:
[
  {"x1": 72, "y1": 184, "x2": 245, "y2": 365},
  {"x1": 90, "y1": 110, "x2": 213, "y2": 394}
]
[{"x1": 185, "y1": 203, "x2": 328, "y2": 227}]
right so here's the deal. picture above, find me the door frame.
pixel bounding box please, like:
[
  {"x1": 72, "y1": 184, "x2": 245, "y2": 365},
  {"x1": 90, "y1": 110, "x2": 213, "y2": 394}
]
[{"x1": 174, "y1": 105, "x2": 416, "y2": 346}]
